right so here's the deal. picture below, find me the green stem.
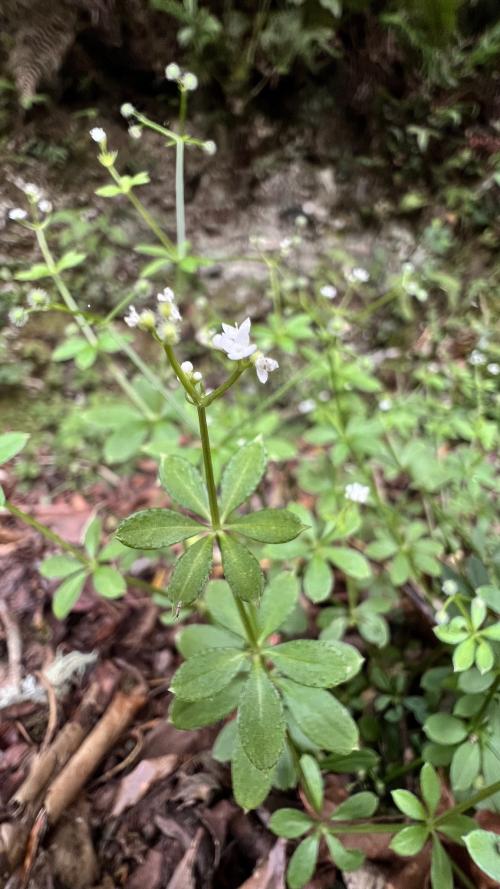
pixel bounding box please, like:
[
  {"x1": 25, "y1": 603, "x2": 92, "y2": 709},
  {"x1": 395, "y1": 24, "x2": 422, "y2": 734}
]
[
  {"x1": 176, "y1": 139, "x2": 186, "y2": 255},
  {"x1": 197, "y1": 406, "x2": 221, "y2": 529},
  {"x1": 163, "y1": 343, "x2": 200, "y2": 403},
  {"x1": 108, "y1": 164, "x2": 175, "y2": 255},
  {"x1": 451, "y1": 859, "x2": 477, "y2": 889},
  {"x1": 4, "y1": 500, "x2": 85, "y2": 561},
  {"x1": 202, "y1": 364, "x2": 247, "y2": 407},
  {"x1": 435, "y1": 779, "x2": 500, "y2": 823},
  {"x1": 234, "y1": 598, "x2": 259, "y2": 648}
]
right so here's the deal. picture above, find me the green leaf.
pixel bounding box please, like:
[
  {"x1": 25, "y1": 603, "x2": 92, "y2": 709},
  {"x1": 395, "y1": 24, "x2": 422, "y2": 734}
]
[
  {"x1": 205, "y1": 579, "x2": 246, "y2": 637},
  {"x1": 169, "y1": 676, "x2": 244, "y2": 729},
  {"x1": 52, "y1": 337, "x2": 87, "y2": 361},
  {"x1": 75, "y1": 344, "x2": 97, "y2": 369},
  {"x1": 213, "y1": 720, "x2": 237, "y2": 762},
  {"x1": 232, "y1": 736, "x2": 273, "y2": 811},
  {"x1": 39, "y1": 555, "x2": 83, "y2": 579},
  {"x1": 327, "y1": 547, "x2": 371, "y2": 580},
  {"x1": 237, "y1": 662, "x2": 285, "y2": 770},
  {"x1": 477, "y1": 586, "x2": 500, "y2": 615},
  {"x1": 325, "y1": 834, "x2": 364, "y2": 872},
  {"x1": 92, "y1": 565, "x2": 126, "y2": 599},
  {"x1": 358, "y1": 613, "x2": 389, "y2": 648},
  {"x1": 84, "y1": 405, "x2": 142, "y2": 428},
  {"x1": 57, "y1": 250, "x2": 86, "y2": 272},
  {"x1": 219, "y1": 534, "x2": 264, "y2": 602},
  {"x1": 390, "y1": 552, "x2": 411, "y2": 585},
  {"x1": 278, "y1": 678, "x2": 359, "y2": 755},
  {"x1": 95, "y1": 184, "x2": 123, "y2": 197},
  {"x1": 15, "y1": 262, "x2": 52, "y2": 281},
  {"x1": 300, "y1": 754, "x2": 323, "y2": 813},
  {"x1": 390, "y1": 825, "x2": 429, "y2": 857},
  {"x1": 219, "y1": 440, "x2": 266, "y2": 520},
  {"x1": 464, "y1": 830, "x2": 500, "y2": 882},
  {"x1": 391, "y1": 790, "x2": 427, "y2": 821},
  {"x1": 269, "y1": 808, "x2": 313, "y2": 839},
  {"x1": 304, "y1": 556, "x2": 333, "y2": 603},
  {"x1": 167, "y1": 536, "x2": 213, "y2": 606},
  {"x1": 331, "y1": 792, "x2": 378, "y2": 820},
  {"x1": 268, "y1": 640, "x2": 363, "y2": 688},
  {"x1": 453, "y1": 637, "x2": 476, "y2": 672},
  {"x1": 176, "y1": 624, "x2": 244, "y2": 658},
  {"x1": 287, "y1": 835, "x2": 319, "y2": 889},
  {"x1": 104, "y1": 424, "x2": 148, "y2": 463},
  {"x1": 0, "y1": 432, "x2": 29, "y2": 464},
  {"x1": 475, "y1": 639, "x2": 494, "y2": 674},
  {"x1": 257, "y1": 571, "x2": 300, "y2": 641},
  {"x1": 227, "y1": 509, "x2": 305, "y2": 543},
  {"x1": 84, "y1": 515, "x2": 102, "y2": 557},
  {"x1": 424, "y1": 713, "x2": 467, "y2": 745},
  {"x1": 116, "y1": 508, "x2": 203, "y2": 549},
  {"x1": 437, "y1": 814, "x2": 476, "y2": 843},
  {"x1": 450, "y1": 741, "x2": 481, "y2": 791},
  {"x1": 420, "y1": 763, "x2": 441, "y2": 816},
  {"x1": 159, "y1": 455, "x2": 210, "y2": 520},
  {"x1": 170, "y1": 648, "x2": 246, "y2": 702},
  {"x1": 430, "y1": 836, "x2": 453, "y2": 889},
  {"x1": 52, "y1": 570, "x2": 87, "y2": 618}
]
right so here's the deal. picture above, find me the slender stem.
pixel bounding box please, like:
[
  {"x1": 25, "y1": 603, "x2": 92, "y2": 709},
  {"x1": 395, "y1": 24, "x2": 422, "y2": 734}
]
[
  {"x1": 197, "y1": 407, "x2": 221, "y2": 528},
  {"x1": 163, "y1": 343, "x2": 200, "y2": 403},
  {"x1": 435, "y1": 779, "x2": 500, "y2": 822},
  {"x1": 234, "y1": 598, "x2": 259, "y2": 648},
  {"x1": 175, "y1": 139, "x2": 186, "y2": 255},
  {"x1": 451, "y1": 859, "x2": 477, "y2": 889},
  {"x1": 202, "y1": 365, "x2": 247, "y2": 407},
  {"x1": 108, "y1": 164, "x2": 175, "y2": 255},
  {"x1": 4, "y1": 500, "x2": 85, "y2": 561}
]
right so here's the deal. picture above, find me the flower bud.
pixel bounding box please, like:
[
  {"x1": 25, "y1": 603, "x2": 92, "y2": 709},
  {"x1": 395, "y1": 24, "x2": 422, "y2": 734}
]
[
  {"x1": 165, "y1": 63, "x2": 181, "y2": 81},
  {"x1": 120, "y1": 102, "x2": 135, "y2": 118}
]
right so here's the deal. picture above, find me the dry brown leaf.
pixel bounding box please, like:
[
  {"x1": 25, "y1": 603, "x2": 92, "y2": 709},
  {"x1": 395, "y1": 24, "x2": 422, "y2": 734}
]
[
  {"x1": 111, "y1": 755, "x2": 177, "y2": 817},
  {"x1": 166, "y1": 828, "x2": 203, "y2": 889},
  {"x1": 235, "y1": 839, "x2": 286, "y2": 889}
]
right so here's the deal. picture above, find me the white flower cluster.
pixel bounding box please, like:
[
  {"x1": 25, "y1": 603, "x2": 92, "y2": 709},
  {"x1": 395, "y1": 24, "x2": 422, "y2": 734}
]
[
  {"x1": 320, "y1": 284, "x2": 337, "y2": 300},
  {"x1": 8, "y1": 180, "x2": 53, "y2": 222},
  {"x1": 344, "y1": 482, "x2": 370, "y2": 504},
  {"x1": 212, "y1": 318, "x2": 279, "y2": 384},
  {"x1": 124, "y1": 287, "x2": 182, "y2": 343},
  {"x1": 165, "y1": 63, "x2": 198, "y2": 91},
  {"x1": 345, "y1": 267, "x2": 370, "y2": 285}
]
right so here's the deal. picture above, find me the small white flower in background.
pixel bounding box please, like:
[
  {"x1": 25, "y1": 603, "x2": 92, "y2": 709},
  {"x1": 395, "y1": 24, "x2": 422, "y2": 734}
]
[
  {"x1": 157, "y1": 287, "x2": 181, "y2": 322},
  {"x1": 120, "y1": 102, "x2": 135, "y2": 118},
  {"x1": 442, "y1": 579, "x2": 458, "y2": 596},
  {"x1": 165, "y1": 62, "x2": 181, "y2": 81},
  {"x1": 213, "y1": 318, "x2": 257, "y2": 360},
  {"x1": 435, "y1": 608, "x2": 449, "y2": 625},
  {"x1": 8, "y1": 208, "x2": 27, "y2": 221},
  {"x1": 38, "y1": 199, "x2": 52, "y2": 214},
  {"x1": 295, "y1": 214, "x2": 307, "y2": 228},
  {"x1": 280, "y1": 237, "x2": 293, "y2": 256},
  {"x1": 181, "y1": 361, "x2": 194, "y2": 374},
  {"x1": 345, "y1": 482, "x2": 370, "y2": 504},
  {"x1": 469, "y1": 350, "x2": 486, "y2": 366},
  {"x1": 192, "y1": 371, "x2": 203, "y2": 382},
  {"x1": 8, "y1": 307, "x2": 29, "y2": 327},
  {"x1": 402, "y1": 261, "x2": 415, "y2": 275},
  {"x1": 378, "y1": 398, "x2": 392, "y2": 412},
  {"x1": 181, "y1": 72, "x2": 198, "y2": 91},
  {"x1": 298, "y1": 398, "x2": 315, "y2": 414},
  {"x1": 90, "y1": 127, "x2": 106, "y2": 143},
  {"x1": 27, "y1": 288, "x2": 49, "y2": 309},
  {"x1": 202, "y1": 140, "x2": 217, "y2": 156},
  {"x1": 23, "y1": 182, "x2": 43, "y2": 201},
  {"x1": 346, "y1": 267, "x2": 370, "y2": 284},
  {"x1": 128, "y1": 126, "x2": 142, "y2": 140},
  {"x1": 487, "y1": 362, "x2": 499, "y2": 375},
  {"x1": 254, "y1": 355, "x2": 279, "y2": 384},
  {"x1": 124, "y1": 305, "x2": 140, "y2": 328},
  {"x1": 320, "y1": 284, "x2": 337, "y2": 299}
]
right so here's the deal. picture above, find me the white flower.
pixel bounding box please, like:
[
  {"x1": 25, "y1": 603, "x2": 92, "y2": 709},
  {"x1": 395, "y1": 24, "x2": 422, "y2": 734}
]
[
  {"x1": 298, "y1": 398, "x2": 315, "y2": 414},
  {"x1": 442, "y1": 579, "x2": 458, "y2": 596},
  {"x1": 435, "y1": 609, "x2": 449, "y2": 625},
  {"x1": 120, "y1": 102, "x2": 135, "y2": 118},
  {"x1": 8, "y1": 208, "x2": 27, "y2": 221},
  {"x1": 90, "y1": 127, "x2": 106, "y2": 143},
  {"x1": 213, "y1": 318, "x2": 257, "y2": 360},
  {"x1": 469, "y1": 350, "x2": 486, "y2": 366},
  {"x1": 345, "y1": 482, "x2": 370, "y2": 504},
  {"x1": 8, "y1": 307, "x2": 29, "y2": 327},
  {"x1": 202, "y1": 140, "x2": 217, "y2": 156},
  {"x1": 378, "y1": 398, "x2": 392, "y2": 412},
  {"x1": 27, "y1": 288, "x2": 49, "y2": 308},
  {"x1": 165, "y1": 63, "x2": 181, "y2": 81},
  {"x1": 157, "y1": 287, "x2": 181, "y2": 322},
  {"x1": 487, "y1": 362, "x2": 499, "y2": 375},
  {"x1": 124, "y1": 305, "x2": 140, "y2": 328},
  {"x1": 22, "y1": 182, "x2": 43, "y2": 201},
  {"x1": 181, "y1": 72, "x2": 198, "y2": 91},
  {"x1": 38, "y1": 199, "x2": 52, "y2": 214},
  {"x1": 181, "y1": 361, "x2": 194, "y2": 374},
  {"x1": 128, "y1": 126, "x2": 142, "y2": 140},
  {"x1": 320, "y1": 284, "x2": 337, "y2": 299},
  {"x1": 254, "y1": 355, "x2": 279, "y2": 384},
  {"x1": 295, "y1": 214, "x2": 307, "y2": 228},
  {"x1": 346, "y1": 267, "x2": 370, "y2": 284}
]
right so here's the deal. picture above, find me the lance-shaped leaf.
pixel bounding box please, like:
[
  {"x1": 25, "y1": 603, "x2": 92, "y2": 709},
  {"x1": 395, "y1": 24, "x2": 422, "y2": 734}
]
[
  {"x1": 116, "y1": 508, "x2": 203, "y2": 549},
  {"x1": 325, "y1": 835, "x2": 364, "y2": 872},
  {"x1": 219, "y1": 440, "x2": 266, "y2": 520},
  {"x1": 205, "y1": 580, "x2": 247, "y2": 637},
  {"x1": 287, "y1": 835, "x2": 319, "y2": 889},
  {"x1": 0, "y1": 432, "x2": 29, "y2": 464},
  {"x1": 52, "y1": 570, "x2": 87, "y2": 619},
  {"x1": 267, "y1": 640, "x2": 363, "y2": 687},
  {"x1": 226, "y1": 508, "x2": 305, "y2": 543},
  {"x1": 232, "y1": 736, "x2": 274, "y2": 810},
  {"x1": 176, "y1": 624, "x2": 244, "y2": 658},
  {"x1": 258, "y1": 571, "x2": 299, "y2": 642},
  {"x1": 167, "y1": 536, "x2": 213, "y2": 606},
  {"x1": 170, "y1": 647, "x2": 246, "y2": 702},
  {"x1": 278, "y1": 678, "x2": 359, "y2": 755},
  {"x1": 169, "y1": 676, "x2": 245, "y2": 729},
  {"x1": 238, "y1": 662, "x2": 285, "y2": 770},
  {"x1": 270, "y1": 808, "x2": 313, "y2": 839},
  {"x1": 160, "y1": 455, "x2": 210, "y2": 520},
  {"x1": 219, "y1": 533, "x2": 264, "y2": 602}
]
